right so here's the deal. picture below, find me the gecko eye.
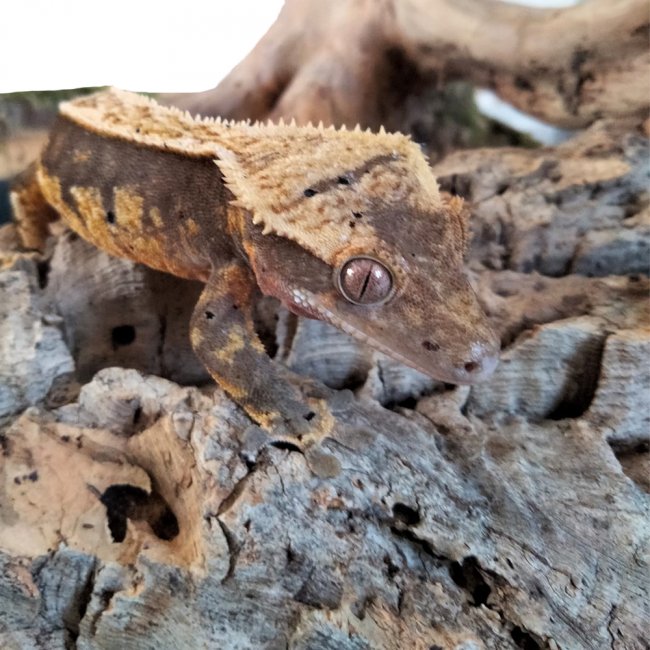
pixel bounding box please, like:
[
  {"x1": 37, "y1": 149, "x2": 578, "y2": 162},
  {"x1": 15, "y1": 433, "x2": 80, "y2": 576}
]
[{"x1": 337, "y1": 257, "x2": 393, "y2": 305}]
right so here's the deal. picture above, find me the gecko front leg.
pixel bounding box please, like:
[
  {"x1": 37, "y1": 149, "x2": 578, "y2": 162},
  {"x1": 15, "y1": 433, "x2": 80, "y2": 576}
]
[
  {"x1": 10, "y1": 163, "x2": 58, "y2": 252},
  {"x1": 190, "y1": 259, "x2": 330, "y2": 440}
]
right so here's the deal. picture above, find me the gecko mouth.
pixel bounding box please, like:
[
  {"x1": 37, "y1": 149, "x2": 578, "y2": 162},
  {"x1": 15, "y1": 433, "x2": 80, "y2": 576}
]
[{"x1": 289, "y1": 287, "x2": 496, "y2": 384}]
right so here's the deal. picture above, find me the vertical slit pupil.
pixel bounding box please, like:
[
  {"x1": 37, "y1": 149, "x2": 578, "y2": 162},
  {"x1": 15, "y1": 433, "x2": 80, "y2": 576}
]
[{"x1": 359, "y1": 270, "x2": 372, "y2": 300}]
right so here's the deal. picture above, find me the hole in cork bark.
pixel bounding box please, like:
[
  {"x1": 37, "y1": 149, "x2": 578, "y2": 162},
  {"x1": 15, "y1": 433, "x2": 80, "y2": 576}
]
[
  {"x1": 392, "y1": 502, "x2": 421, "y2": 526},
  {"x1": 437, "y1": 173, "x2": 472, "y2": 199},
  {"x1": 511, "y1": 625, "x2": 542, "y2": 649},
  {"x1": 111, "y1": 325, "x2": 136, "y2": 349},
  {"x1": 36, "y1": 260, "x2": 50, "y2": 289},
  {"x1": 546, "y1": 336, "x2": 605, "y2": 420},
  {"x1": 609, "y1": 439, "x2": 650, "y2": 493},
  {"x1": 100, "y1": 484, "x2": 179, "y2": 542},
  {"x1": 385, "y1": 396, "x2": 418, "y2": 412},
  {"x1": 449, "y1": 557, "x2": 491, "y2": 607}
]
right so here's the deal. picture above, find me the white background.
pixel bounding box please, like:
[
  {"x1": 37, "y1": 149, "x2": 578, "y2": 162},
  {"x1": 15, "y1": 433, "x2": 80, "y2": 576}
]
[
  {"x1": 1, "y1": 1, "x2": 284, "y2": 93},
  {"x1": 2, "y1": 0, "x2": 580, "y2": 94}
]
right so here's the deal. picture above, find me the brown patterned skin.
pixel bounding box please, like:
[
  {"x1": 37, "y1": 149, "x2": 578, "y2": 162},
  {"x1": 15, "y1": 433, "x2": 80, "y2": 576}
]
[{"x1": 14, "y1": 89, "x2": 499, "y2": 437}]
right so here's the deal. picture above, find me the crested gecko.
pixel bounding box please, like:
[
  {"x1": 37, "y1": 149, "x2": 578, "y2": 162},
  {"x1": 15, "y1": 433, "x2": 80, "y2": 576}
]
[{"x1": 12, "y1": 89, "x2": 499, "y2": 437}]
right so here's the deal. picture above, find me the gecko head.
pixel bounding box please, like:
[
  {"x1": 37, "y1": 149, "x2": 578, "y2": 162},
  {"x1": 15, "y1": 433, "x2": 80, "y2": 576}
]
[
  {"x1": 251, "y1": 195, "x2": 500, "y2": 385},
  {"x1": 284, "y1": 252, "x2": 499, "y2": 385},
  {"x1": 219, "y1": 123, "x2": 499, "y2": 383}
]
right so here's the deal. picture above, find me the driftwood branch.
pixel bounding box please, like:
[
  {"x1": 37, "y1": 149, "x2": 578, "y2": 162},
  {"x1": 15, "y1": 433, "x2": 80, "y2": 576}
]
[{"x1": 169, "y1": 0, "x2": 650, "y2": 129}]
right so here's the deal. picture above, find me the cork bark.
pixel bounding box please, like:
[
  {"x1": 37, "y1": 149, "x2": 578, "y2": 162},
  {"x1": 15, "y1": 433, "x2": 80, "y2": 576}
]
[{"x1": 1, "y1": 1, "x2": 649, "y2": 649}]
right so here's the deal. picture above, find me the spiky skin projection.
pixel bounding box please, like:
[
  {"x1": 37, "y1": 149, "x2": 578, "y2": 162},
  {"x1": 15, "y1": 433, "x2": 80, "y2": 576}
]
[{"x1": 12, "y1": 89, "x2": 499, "y2": 437}]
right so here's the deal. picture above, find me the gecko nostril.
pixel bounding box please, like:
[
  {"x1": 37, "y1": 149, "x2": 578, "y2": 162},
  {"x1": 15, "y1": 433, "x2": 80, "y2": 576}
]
[
  {"x1": 422, "y1": 340, "x2": 440, "y2": 352},
  {"x1": 464, "y1": 361, "x2": 479, "y2": 373}
]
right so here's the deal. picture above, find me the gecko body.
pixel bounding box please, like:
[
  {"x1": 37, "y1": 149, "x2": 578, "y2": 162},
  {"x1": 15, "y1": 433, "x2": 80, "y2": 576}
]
[{"x1": 12, "y1": 89, "x2": 499, "y2": 435}]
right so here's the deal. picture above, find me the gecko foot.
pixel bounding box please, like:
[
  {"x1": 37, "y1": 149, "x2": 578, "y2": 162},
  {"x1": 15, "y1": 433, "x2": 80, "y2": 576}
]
[{"x1": 265, "y1": 397, "x2": 335, "y2": 448}]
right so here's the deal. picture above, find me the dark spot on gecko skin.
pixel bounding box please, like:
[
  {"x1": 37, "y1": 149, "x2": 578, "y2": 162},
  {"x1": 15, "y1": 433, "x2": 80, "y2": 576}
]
[
  {"x1": 111, "y1": 325, "x2": 136, "y2": 348},
  {"x1": 349, "y1": 221, "x2": 356, "y2": 228},
  {"x1": 352, "y1": 211, "x2": 363, "y2": 219},
  {"x1": 422, "y1": 340, "x2": 440, "y2": 352},
  {"x1": 304, "y1": 188, "x2": 318, "y2": 197},
  {"x1": 106, "y1": 210, "x2": 116, "y2": 224},
  {"x1": 269, "y1": 440, "x2": 303, "y2": 453}
]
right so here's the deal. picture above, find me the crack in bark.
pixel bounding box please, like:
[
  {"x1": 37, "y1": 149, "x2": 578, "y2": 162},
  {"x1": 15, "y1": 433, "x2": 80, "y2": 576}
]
[
  {"x1": 389, "y1": 521, "x2": 554, "y2": 649},
  {"x1": 216, "y1": 518, "x2": 241, "y2": 583},
  {"x1": 64, "y1": 559, "x2": 97, "y2": 649},
  {"x1": 156, "y1": 314, "x2": 167, "y2": 377},
  {"x1": 216, "y1": 464, "x2": 258, "y2": 516},
  {"x1": 87, "y1": 587, "x2": 118, "y2": 638},
  {"x1": 606, "y1": 604, "x2": 618, "y2": 649}
]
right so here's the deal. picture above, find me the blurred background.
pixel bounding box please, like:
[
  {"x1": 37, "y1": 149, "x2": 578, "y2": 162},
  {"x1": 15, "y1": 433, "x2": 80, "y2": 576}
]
[{"x1": 0, "y1": 0, "x2": 580, "y2": 223}]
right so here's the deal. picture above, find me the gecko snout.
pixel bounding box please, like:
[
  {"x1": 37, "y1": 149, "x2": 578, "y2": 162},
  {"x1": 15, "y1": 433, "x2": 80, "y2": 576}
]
[{"x1": 450, "y1": 341, "x2": 500, "y2": 384}]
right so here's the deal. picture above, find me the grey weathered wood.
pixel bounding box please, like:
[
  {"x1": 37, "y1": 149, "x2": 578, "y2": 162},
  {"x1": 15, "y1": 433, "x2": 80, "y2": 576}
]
[{"x1": 0, "y1": 114, "x2": 648, "y2": 649}]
